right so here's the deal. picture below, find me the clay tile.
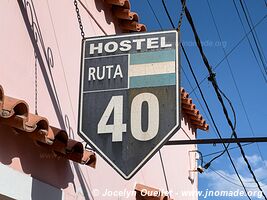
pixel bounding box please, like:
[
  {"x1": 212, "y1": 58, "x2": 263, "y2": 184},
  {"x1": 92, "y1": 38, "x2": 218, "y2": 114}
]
[
  {"x1": 49, "y1": 126, "x2": 68, "y2": 153},
  {"x1": 189, "y1": 114, "x2": 203, "y2": 121},
  {"x1": 183, "y1": 108, "x2": 199, "y2": 117},
  {"x1": 182, "y1": 97, "x2": 192, "y2": 105},
  {"x1": 113, "y1": 7, "x2": 139, "y2": 21},
  {"x1": 120, "y1": 20, "x2": 142, "y2": 32},
  {"x1": 12, "y1": 113, "x2": 51, "y2": 145},
  {"x1": 83, "y1": 150, "x2": 97, "y2": 168},
  {"x1": 135, "y1": 184, "x2": 172, "y2": 200},
  {"x1": 105, "y1": 0, "x2": 126, "y2": 7},
  {"x1": 181, "y1": 90, "x2": 189, "y2": 99},
  {"x1": 193, "y1": 123, "x2": 209, "y2": 131},
  {"x1": 25, "y1": 113, "x2": 49, "y2": 131},
  {"x1": 66, "y1": 139, "x2": 84, "y2": 154},
  {"x1": 137, "y1": 23, "x2": 147, "y2": 32},
  {"x1": 204, "y1": 124, "x2": 209, "y2": 131},
  {"x1": 129, "y1": 12, "x2": 139, "y2": 21},
  {"x1": 123, "y1": 0, "x2": 130, "y2": 9},
  {"x1": 191, "y1": 119, "x2": 205, "y2": 126},
  {"x1": 50, "y1": 126, "x2": 68, "y2": 144},
  {"x1": 182, "y1": 103, "x2": 195, "y2": 110},
  {"x1": 1, "y1": 96, "x2": 28, "y2": 118}
]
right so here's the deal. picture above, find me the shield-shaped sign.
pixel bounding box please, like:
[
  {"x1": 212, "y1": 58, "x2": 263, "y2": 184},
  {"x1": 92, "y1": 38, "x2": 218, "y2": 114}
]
[{"x1": 78, "y1": 30, "x2": 180, "y2": 179}]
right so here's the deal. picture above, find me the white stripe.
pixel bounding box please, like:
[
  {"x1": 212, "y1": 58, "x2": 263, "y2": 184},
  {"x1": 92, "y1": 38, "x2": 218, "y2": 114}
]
[{"x1": 129, "y1": 61, "x2": 175, "y2": 77}]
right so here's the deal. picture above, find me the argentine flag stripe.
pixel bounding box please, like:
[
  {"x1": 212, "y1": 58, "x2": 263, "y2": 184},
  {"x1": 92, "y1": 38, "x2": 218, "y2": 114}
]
[
  {"x1": 130, "y1": 50, "x2": 176, "y2": 65},
  {"x1": 129, "y1": 73, "x2": 176, "y2": 88},
  {"x1": 129, "y1": 61, "x2": 175, "y2": 77}
]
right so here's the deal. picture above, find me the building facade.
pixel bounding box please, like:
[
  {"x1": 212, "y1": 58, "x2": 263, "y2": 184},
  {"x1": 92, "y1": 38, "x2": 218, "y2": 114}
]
[{"x1": 0, "y1": 0, "x2": 208, "y2": 199}]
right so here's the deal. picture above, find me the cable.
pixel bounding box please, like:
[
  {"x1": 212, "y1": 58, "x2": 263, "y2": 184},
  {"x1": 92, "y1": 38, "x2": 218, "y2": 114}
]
[
  {"x1": 181, "y1": 65, "x2": 217, "y2": 134},
  {"x1": 158, "y1": 1, "x2": 252, "y2": 198},
  {"x1": 162, "y1": 0, "x2": 175, "y2": 28},
  {"x1": 146, "y1": 0, "x2": 163, "y2": 30},
  {"x1": 242, "y1": 0, "x2": 267, "y2": 65},
  {"x1": 188, "y1": 14, "x2": 267, "y2": 94},
  {"x1": 177, "y1": 0, "x2": 186, "y2": 31},
  {"x1": 202, "y1": 142, "x2": 253, "y2": 158},
  {"x1": 207, "y1": 165, "x2": 267, "y2": 189},
  {"x1": 159, "y1": 150, "x2": 170, "y2": 196},
  {"x1": 238, "y1": 0, "x2": 267, "y2": 74},
  {"x1": 182, "y1": 2, "x2": 267, "y2": 199},
  {"x1": 182, "y1": 38, "x2": 252, "y2": 200},
  {"x1": 232, "y1": 0, "x2": 267, "y2": 83},
  {"x1": 207, "y1": 0, "x2": 265, "y2": 161}
]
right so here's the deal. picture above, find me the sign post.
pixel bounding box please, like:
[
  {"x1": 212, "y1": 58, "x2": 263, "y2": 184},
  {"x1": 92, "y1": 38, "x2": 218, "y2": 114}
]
[{"x1": 78, "y1": 30, "x2": 180, "y2": 179}]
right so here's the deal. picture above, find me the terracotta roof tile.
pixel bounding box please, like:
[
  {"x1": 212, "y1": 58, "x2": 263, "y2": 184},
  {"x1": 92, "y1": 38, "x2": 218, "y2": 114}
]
[
  {"x1": 104, "y1": 0, "x2": 146, "y2": 32},
  {"x1": 181, "y1": 88, "x2": 209, "y2": 131},
  {"x1": 135, "y1": 183, "x2": 173, "y2": 200},
  {"x1": 0, "y1": 85, "x2": 96, "y2": 168}
]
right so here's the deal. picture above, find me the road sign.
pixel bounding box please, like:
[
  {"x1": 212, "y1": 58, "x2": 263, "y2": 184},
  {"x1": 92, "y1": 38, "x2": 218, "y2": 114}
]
[{"x1": 78, "y1": 30, "x2": 180, "y2": 179}]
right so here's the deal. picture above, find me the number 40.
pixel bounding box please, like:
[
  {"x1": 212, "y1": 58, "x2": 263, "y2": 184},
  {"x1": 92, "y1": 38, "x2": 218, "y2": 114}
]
[{"x1": 97, "y1": 93, "x2": 159, "y2": 142}]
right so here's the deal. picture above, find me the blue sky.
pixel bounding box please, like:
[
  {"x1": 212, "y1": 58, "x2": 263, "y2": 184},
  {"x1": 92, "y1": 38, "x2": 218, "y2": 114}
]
[{"x1": 131, "y1": 0, "x2": 267, "y2": 199}]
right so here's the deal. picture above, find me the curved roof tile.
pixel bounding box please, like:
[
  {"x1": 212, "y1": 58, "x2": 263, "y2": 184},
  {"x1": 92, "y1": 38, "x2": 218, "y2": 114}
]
[
  {"x1": 135, "y1": 183, "x2": 173, "y2": 200},
  {"x1": 181, "y1": 88, "x2": 209, "y2": 131},
  {"x1": 0, "y1": 85, "x2": 96, "y2": 168},
  {"x1": 104, "y1": 0, "x2": 146, "y2": 32}
]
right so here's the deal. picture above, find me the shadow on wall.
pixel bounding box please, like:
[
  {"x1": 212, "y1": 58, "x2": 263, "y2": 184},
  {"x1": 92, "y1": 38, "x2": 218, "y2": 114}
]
[
  {"x1": 15, "y1": 1, "x2": 94, "y2": 199},
  {"x1": 0, "y1": 124, "x2": 74, "y2": 190}
]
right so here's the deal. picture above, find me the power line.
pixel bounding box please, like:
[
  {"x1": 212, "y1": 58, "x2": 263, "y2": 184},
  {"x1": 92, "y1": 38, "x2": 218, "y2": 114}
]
[
  {"x1": 182, "y1": 1, "x2": 267, "y2": 198},
  {"x1": 202, "y1": 142, "x2": 253, "y2": 158},
  {"x1": 162, "y1": 0, "x2": 175, "y2": 28},
  {"x1": 238, "y1": 0, "x2": 267, "y2": 75},
  {"x1": 181, "y1": 65, "x2": 217, "y2": 134},
  {"x1": 232, "y1": 0, "x2": 267, "y2": 83},
  {"x1": 242, "y1": 0, "x2": 267, "y2": 65},
  {"x1": 207, "y1": 165, "x2": 267, "y2": 189},
  {"x1": 146, "y1": 0, "x2": 163, "y2": 30},
  {"x1": 181, "y1": 43, "x2": 251, "y2": 200},
  {"x1": 206, "y1": 0, "x2": 265, "y2": 161},
  {"x1": 159, "y1": 150, "x2": 170, "y2": 196},
  {"x1": 188, "y1": 14, "x2": 267, "y2": 95},
  {"x1": 158, "y1": 1, "x2": 252, "y2": 198}
]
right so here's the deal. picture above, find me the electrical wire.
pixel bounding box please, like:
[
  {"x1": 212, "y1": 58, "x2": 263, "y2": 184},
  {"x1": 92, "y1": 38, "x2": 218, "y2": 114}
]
[
  {"x1": 181, "y1": 1, "x2": 267, "y2": 198},
  {"x1": 181, "y1": 44, "x2": 251, "y2": 199},
  {"x1": 162, "y1": 0, "x2": 175, "y2": 28},
  {"x1": 232, "y1": 0, "x2": 267, "y2": 83},
  {"x1": 158, "y1": 1, "x2": 252, "y2": 198},
  {"x1": 241, "y1": 0, "x2": 267, "y2": 66},
  {"x1": 207, "y1": 0, "x2": 265, "y2": 162},
  {"x1": 146, "y1": 0, "x2": 163, "y2": 30},
  {"x1": 207, "y1": 165, "x2": 267, "y2": 189},
  {"x1": 159, "y1": 150, "x2": 170, "y2": 197},
  {"x1": 202, "y1": 142, "x2": 253, "y2": 158},
  {"x1": 181, "y1": 65, "x2": 217, "y2": 134},
  {"x1": 146, "y1": 1, "x2": 267, "y2": 198},
  {"x1": 188, "y1": 14, "x2": 267, "y2": 94}
]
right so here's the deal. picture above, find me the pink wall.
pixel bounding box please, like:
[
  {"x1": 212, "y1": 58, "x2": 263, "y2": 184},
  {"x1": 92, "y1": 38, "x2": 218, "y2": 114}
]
[{"x1": 0, "y1": 0, "x2": 199, "y2": 199}]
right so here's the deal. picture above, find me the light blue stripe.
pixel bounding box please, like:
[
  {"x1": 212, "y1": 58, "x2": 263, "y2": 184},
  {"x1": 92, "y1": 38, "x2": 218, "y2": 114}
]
[
  {"x1": 130, "y1": 73, "x2": 176, "y2": 88},
  {"x1": 130, "y1": 50, "x2": 176, "y2": 65}
]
